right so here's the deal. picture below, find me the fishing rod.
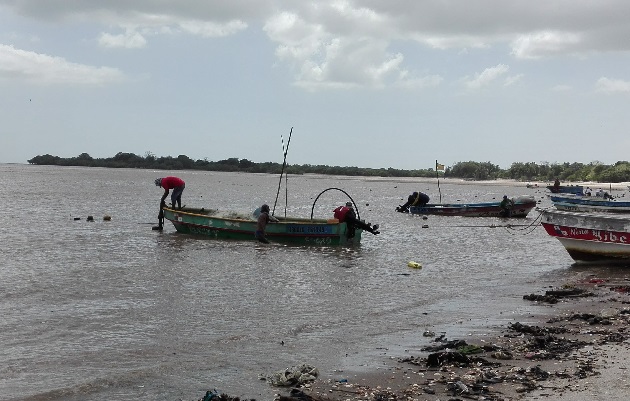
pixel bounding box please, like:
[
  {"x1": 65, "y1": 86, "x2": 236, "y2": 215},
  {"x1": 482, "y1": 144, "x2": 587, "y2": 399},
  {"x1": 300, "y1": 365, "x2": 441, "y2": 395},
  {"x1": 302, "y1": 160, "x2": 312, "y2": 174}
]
[{"x1": 272, "y1": 127, "x2": 292, "y2": 216}]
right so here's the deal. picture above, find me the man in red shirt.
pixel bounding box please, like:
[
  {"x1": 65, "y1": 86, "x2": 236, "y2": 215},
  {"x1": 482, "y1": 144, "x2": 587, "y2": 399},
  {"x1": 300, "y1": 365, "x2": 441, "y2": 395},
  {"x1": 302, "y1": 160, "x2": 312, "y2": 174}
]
[
  {"x1": 333, "y1": 202, "x2": 379, "y2": 238},
  {"x1": 155, "y1": 176, "x2": 186, "y2": 209}
]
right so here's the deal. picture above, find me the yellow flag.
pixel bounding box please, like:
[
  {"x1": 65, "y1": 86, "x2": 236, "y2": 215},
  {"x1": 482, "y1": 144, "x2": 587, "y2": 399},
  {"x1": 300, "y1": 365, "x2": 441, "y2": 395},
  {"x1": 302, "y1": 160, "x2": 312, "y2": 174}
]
[{"x1": 436, "y1": 162, "x2": 445, "y2": 171}]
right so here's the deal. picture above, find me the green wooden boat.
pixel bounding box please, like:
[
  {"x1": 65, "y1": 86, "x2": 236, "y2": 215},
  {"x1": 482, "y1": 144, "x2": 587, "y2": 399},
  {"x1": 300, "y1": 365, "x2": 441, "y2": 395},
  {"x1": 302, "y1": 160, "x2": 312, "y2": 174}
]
[{"x1": 162, "y1": 207, "x2": 363, "y2": 246}]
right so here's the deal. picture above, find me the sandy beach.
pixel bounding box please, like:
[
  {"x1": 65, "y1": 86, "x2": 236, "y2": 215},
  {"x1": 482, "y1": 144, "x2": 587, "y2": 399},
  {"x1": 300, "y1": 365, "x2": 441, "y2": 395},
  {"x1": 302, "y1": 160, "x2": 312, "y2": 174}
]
[
  {"x1": 193, "y1": 271, "x2": 630, "y2": 401},
  {"x1": 278, "y1": 272, "x2": 630, "y2": 401}
]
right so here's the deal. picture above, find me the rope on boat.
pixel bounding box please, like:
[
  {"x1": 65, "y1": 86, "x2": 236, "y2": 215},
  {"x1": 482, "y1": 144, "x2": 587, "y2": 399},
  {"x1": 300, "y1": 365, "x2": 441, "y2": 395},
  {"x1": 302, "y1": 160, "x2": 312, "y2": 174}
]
[
  {"x1": 502, "y1": 208, "x2": 546, "y2": 235},
  {"x1": 424, "y1": 207, "x2": 552, "y2": 235}
]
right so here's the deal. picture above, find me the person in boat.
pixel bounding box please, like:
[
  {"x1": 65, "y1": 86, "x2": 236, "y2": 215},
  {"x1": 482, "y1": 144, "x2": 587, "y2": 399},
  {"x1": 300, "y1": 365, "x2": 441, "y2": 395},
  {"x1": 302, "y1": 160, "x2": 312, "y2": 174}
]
[
  {"x1": 396, "y1": 192, "x2": 430, "y2": 213},
  {"x1": 255, "y1": 204, "x2": 278, "y2": 243},
  {"x1": 553, "y1": 178, "x2": 561, "y2": 190},
  {"x1": 499, "y1": 195, "x2": 514, "y2": 218},
  {"x1": 333, "y1": 202, "x2": 380, "y2": 238},
  {"x1": 584, "y1": 187, "x2": 592, "y2": 196},
  {"x1": 155, "y1": 176, "x2": 185, "y2": 210}
]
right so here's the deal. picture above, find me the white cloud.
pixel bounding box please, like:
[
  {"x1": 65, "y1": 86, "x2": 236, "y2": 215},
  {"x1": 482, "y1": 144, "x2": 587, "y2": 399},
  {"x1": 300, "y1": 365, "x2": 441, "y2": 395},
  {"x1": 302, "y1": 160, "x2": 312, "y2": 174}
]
[
  {"x1": 99, "y1": 30, "x2": 147, "y2": 49},
  {"x1": 464, "y1": 64, "x2": 510, "y2": 90},
  {"x1": 178, "y1": 19, "x2": 247, "y2": 37},
  {"x1": 504, "y1": 74, "x2": 523, "y2": 87},
  {"x1": 0, "y1": 44, "x2": 125, "y2": 85},
  {"x1": 264, "y1": 8, "x2": 435, "y2": 90},
  {"x1": 596, "y1": 77, "x2": 630, "y2": 93},
  {"x1": 4, "y1": 0, "x2": 630, "y2": 91},
  {"x1": 511, "y1": 31, "x2": 582, "y2": 59},
  {"x1": 96, "y1": 14, "x2": 248, "y2": 49}
]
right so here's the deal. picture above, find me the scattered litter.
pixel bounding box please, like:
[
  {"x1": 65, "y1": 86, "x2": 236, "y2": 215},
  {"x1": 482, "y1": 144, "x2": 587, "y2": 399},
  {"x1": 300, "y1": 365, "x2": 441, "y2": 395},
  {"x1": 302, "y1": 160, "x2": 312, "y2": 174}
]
[{"x1": 266, "y1": 364, "x2": 319, "y2": 387}]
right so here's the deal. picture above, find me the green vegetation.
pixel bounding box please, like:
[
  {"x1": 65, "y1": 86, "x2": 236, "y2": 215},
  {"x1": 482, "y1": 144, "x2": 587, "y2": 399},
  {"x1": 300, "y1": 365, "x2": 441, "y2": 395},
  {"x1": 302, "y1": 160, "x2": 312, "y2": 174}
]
[{"x1": 26, "y1": 153, "x2": 630, "y2": 183}]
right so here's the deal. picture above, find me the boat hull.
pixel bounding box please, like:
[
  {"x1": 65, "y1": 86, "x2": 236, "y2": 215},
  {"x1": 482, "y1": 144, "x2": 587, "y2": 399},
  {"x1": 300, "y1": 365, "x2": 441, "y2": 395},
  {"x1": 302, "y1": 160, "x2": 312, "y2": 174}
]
[
  {"x1": 547, "y1": 185, "x2": 584, "y2": 195},
  {"x1": 540, "y1": 208, "x2": 630, "y2": 263},
  {"x1": 409, "y1": 196, "x2": 536, "y2": 217},
  {"x1": 162, "y1": 207, "x2": 363, "y2": 246}
]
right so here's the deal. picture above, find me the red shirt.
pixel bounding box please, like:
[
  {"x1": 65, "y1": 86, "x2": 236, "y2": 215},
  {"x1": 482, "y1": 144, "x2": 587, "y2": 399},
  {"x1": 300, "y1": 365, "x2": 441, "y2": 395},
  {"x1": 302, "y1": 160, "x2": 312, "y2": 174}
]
[
  {"x1": 333, "y1": 206, "x2": 350, "y2": 222},
  {"x1": 161, "y1": 176, "x2": 185, "y2": 190}
]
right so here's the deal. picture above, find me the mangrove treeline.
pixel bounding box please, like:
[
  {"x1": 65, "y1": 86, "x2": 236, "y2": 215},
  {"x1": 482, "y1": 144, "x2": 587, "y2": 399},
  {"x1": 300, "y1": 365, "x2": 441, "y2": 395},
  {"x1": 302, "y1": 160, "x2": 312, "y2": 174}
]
[{"x1": 26, "y1": 152, "x2": 630, "y2": 183}]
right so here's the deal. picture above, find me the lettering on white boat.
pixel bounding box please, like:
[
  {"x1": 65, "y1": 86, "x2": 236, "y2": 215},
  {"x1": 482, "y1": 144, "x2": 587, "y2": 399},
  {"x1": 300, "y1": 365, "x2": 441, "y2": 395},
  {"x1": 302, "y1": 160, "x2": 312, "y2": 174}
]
[
  {"x1": 568, "y1": 227, "x2": 588, "y2": 236},
  {"x1": 553, "y1": 225, "x2": 569, "y2": 236},
  {"x1": 591, "y1": 230, "x2": 628, "y2": 243}
]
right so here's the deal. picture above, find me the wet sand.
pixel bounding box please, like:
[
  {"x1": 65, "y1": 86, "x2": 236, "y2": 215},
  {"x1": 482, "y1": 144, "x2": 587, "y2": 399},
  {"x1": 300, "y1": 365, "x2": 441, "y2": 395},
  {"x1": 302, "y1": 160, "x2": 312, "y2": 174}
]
[
  {"x1": 288, "y1": 274, "x2": 630, "y2": 401},
  {"x1": 193, "y1": 271, "x2": 630, "y2": 401},
  {"x1": 185, "y1": 269, "x2": 620, "y2": 401}
]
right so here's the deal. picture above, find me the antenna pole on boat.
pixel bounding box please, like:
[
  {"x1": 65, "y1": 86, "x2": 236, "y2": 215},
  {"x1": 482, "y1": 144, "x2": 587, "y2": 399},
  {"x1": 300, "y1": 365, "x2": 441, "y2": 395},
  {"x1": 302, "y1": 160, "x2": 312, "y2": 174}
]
[
  {"x1": 273, "y1": 127, "x2": 293, "y2": 216},
  {"x1": 436, "y1": 159, "x2": 443, "y2": 204}
]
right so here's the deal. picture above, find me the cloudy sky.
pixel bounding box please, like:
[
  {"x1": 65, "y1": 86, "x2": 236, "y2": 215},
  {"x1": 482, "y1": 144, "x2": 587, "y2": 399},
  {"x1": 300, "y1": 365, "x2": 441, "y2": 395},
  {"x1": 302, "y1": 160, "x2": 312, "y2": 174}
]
[{"x1": 2, "y1": 1, "x2": 630, "y2": 170}]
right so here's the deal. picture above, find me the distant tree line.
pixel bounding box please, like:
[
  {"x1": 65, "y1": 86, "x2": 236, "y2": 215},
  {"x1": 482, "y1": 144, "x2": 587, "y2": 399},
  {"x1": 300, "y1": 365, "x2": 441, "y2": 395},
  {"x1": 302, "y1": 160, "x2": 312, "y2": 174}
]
[
  {"x1": 27, "y1": 152, "x2": 435, "y2": 178},
  {"x1": 26, "y1": 153, "x2": 630, "y2": 183}
]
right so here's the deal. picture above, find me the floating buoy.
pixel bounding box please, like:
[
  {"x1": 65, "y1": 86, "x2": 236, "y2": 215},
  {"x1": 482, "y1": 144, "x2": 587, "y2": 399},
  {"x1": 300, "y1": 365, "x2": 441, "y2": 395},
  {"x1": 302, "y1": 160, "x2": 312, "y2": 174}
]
[
  {"x1": 73, "y1": 217, "x2": 80, "y2": 221},
  {"x1": 422, "y1": 224, "x2": 429, "y2": 228},
  {"x1": 87, "y1": 216, "x2": 94, "y2": 222},
  {"x1": 407, "y1": 261, "x2": 422, "y2": 269},
  {"x1": 103, "y1": 215, "x2": 111, "y2": 221}
]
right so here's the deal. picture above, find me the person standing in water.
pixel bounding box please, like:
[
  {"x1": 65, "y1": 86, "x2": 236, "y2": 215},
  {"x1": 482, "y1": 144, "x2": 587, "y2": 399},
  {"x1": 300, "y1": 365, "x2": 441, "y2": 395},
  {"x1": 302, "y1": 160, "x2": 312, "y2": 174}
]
[{"x1": 255, "y1": 204, "x2": 279, "y2": 243}]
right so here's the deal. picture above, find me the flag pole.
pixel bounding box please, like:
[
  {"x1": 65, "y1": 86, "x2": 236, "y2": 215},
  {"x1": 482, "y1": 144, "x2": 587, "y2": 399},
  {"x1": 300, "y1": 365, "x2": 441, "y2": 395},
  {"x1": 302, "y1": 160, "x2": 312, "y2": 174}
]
[{"x1": 436, "y1": 160, "x2": 442, "y2": 204}]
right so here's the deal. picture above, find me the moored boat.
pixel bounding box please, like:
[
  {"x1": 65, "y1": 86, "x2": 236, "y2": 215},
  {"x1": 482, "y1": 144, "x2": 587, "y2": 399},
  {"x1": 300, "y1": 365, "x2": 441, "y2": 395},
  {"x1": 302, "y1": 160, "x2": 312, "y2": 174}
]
[
  {"x1": 547, "y1": 185, "x2": 584, "y2": 195},
  {"x1": 539, "y1": 208, "x2": 630, "y2": 263},
  {"x1": 408, "y1": 195, "x2": 537, "y2": 217},
  {"x1": 549, "y1": 194, "x2": 630, "y2": 213},
  {"x1": 162, "y1": 207, "x2": 363, "y2": 246}
]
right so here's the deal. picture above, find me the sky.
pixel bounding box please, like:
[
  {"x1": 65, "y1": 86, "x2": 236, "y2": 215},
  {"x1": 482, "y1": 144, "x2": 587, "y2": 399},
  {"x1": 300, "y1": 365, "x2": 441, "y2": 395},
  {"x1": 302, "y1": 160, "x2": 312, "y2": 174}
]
[{"x1": 2, "y1": 1, "x2": 630, "y2": 170}]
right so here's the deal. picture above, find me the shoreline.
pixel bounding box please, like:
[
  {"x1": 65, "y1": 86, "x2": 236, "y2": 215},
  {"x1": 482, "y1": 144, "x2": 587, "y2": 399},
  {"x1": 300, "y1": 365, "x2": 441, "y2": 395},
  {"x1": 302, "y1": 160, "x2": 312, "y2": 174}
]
[
  {"x1": 355, "y1": 176, "x2": 630, "y2": 191},
  {"x1": 269, "y1": 273, "x2": 630, "y2": 401}
]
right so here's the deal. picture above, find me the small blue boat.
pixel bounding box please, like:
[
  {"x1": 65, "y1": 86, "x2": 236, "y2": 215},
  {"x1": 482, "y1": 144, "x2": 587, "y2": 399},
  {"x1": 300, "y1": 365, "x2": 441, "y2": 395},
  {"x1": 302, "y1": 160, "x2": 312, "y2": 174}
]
[
  {"x1": 547, "y1": 185, "x2": 584, "y2": 195},
  {"x1": 549, "y1": 194, "x2": 630, "y2": 213}
]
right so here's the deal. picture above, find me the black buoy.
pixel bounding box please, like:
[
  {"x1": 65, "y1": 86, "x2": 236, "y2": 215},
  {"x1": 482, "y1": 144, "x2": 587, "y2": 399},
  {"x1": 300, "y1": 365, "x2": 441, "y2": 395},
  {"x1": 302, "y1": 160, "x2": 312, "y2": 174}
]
[{"x1": 87, "y1": 216, "x2": 94, "y2": 222}]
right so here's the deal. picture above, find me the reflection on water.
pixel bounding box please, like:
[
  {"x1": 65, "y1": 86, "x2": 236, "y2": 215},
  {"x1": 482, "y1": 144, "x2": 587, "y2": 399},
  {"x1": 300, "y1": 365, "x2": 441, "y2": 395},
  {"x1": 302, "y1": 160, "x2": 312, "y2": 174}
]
[{"x1": 0, "y1": 165, "x2": 594, "y2": 400}]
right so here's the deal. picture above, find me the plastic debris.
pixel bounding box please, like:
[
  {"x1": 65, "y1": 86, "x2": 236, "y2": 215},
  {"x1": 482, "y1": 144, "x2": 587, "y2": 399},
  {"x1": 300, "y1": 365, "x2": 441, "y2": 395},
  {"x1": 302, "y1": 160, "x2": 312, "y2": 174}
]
[{"x1": 266, "y1": 364, "x2": 319, "y2": 387}]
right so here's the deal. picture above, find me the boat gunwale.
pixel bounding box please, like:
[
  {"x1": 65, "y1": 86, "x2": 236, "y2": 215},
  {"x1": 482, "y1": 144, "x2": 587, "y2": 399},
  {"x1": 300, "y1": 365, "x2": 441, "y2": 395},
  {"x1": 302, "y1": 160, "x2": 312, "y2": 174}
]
[
  {"x1": 538, "y1": 207, "x2": 630, "y2": 222},
  {"x1": 164, "y1": 207, "x2": 336, "y2": 225}
]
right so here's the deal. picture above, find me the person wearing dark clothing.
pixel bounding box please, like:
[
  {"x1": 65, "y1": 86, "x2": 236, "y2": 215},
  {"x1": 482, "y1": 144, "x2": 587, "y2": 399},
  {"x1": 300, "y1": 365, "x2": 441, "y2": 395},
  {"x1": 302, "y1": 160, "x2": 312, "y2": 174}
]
[
  {"x1": 499, "y1": 195, "x2": 513, "y2": 217},
  {"x1": 255, "y1": 204, "x2": 278, "y2": 243},
  {"x1": 396, "y1": 192, "x2": 430, "y2": 213},
  {"x1": 333, "y1": 202, "x2": 379, "y2": 238}
]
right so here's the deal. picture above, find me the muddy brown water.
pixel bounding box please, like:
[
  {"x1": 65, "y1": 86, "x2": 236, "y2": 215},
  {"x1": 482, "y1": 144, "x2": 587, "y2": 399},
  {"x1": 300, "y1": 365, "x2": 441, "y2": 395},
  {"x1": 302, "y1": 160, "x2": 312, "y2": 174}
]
[{"x1": 2, "y1": 164, "x2": 626, "y2": 401}]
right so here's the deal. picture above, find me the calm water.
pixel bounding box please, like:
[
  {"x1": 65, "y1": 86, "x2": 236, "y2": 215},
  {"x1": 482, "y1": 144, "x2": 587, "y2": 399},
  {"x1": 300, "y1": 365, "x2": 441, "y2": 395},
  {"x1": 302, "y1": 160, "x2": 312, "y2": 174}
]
[{"x1": 0, "y1": 164, "x2": 618, "y2": 401}]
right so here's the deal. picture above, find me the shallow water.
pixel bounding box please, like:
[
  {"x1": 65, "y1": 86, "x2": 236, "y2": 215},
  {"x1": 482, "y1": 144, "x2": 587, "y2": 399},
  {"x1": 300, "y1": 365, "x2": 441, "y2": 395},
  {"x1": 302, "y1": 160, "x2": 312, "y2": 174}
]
[{"x1": 0, "y1": 164, "x2": 621, "y2": 401}]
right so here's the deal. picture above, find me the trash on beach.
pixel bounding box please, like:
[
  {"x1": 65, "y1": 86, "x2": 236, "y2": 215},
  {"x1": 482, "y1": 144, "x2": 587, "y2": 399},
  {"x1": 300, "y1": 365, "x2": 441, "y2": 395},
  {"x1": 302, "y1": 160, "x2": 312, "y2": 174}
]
[
  {"x1": 407, "y1": 261, "x2": 422, "y2": 269},
  {"x1": 265, "y1": 364, "x2": 319, "y2": 387}
]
